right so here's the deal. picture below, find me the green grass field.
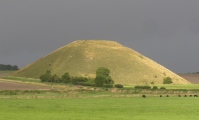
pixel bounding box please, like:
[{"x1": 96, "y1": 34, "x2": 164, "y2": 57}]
[
  {"x1": 125, "y1": 84, "x2": 199, "y2": 90},
  {"x1": 0, "y1": 97, "x2": 199, "y2": 120},
  {"x1": 1, "y1": 72, "x2": 199, "y2": 119}
]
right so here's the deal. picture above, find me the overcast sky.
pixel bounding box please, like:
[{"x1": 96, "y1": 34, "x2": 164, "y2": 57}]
[{"x1": 0, "y1": 0, "x2": 199, "y2": 73}]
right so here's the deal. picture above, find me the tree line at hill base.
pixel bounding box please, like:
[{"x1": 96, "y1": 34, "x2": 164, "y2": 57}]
[
  {"x1": 0, "y1": 64, "x2": 19, "y2": 70},
  {"x1": 40, "y1": 67, "x2": 123, "y2": 88},
  {"x1": 40, "y1": 67, "x2": 173, "y2": 88}
]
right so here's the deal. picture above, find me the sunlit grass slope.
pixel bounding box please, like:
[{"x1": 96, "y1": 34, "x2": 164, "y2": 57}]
[{"x1": 13, "y1": 40, "x2": 190, "y2": 85}]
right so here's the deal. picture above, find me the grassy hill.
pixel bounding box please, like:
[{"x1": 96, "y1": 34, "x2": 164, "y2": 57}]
[{"x1": 13, "y1": 40, "x2": 190, "y2": 85}]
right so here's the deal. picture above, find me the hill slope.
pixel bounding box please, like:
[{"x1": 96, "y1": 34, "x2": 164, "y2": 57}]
[{"x1": 13, "y1": 40, "x2": 190, "y2": 85}]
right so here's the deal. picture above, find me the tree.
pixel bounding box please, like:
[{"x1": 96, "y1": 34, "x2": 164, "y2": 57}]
[
  {"x1": 50, "y1": 74, "x2": 61, "y2": 83},
  {"x1": 94, "y1": 67, "x2": 114, "y2": 87},
  {"x1": 94, "y1": 75, "x2": 105, "y2": 87},
  {"x1": 11, "y1": 65, "x2": 19, "y2": 70},
  {"x1": 96, "y1": 67, "x2": 110, "y2": 77},
  {"x1": 61, "y1": 73, "x2": 71, "y2": 83},
  {"x1": 71, "y1": 76, "x2": 88, "y2": 85},
  {"x1": 6, "y1": 65, "x2": 12, "y2": 70},
  {"x1": 0, "y1": 64, "x2": 19, "y2": 70},
  {"x1": 104, "y1": 76, "x2": 114, "y2": 84},
  {"x1": 40, "y1": 70, "x2": 52, "y2": 82}
]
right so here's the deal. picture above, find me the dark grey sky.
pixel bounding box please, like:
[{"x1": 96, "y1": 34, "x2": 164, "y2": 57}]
[{"x1": 0, "y1": 0, "x2": 199, "y2": 73}]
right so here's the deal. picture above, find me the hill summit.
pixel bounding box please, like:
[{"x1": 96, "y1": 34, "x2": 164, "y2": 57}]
[{"x1": 13, "y1": 40, "x2": 190, "y2": 85}]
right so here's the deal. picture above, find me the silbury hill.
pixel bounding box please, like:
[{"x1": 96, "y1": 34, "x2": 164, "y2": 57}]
[{"x1": 13, "y1": 40, "x2": 190, "y2": 85}]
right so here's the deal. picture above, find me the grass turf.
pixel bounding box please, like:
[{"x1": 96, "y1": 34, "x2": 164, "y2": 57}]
[
  {"x1": 0, "y1": 97, "x2": 198, "y2": 120},
  {"x1": 125, "y1": 84, "x2": 199, "y2": 90}
]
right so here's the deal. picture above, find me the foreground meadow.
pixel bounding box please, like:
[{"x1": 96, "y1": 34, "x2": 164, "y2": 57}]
[
  {"x1": 1, "y1": 73, "x2": 199, "y2": 119},
  {"x1": 0, "y1": 97, "x2": 199, "y2": 120}
]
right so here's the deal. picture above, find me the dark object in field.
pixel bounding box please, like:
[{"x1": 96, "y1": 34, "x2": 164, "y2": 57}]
[
  {"x1": 190, "y1": 95, "x2": 192, "y2": 97},
  {"x1": 184, "y1": 95, "x2": 187, "y2": 97},
  {"x1": 166, "y1": 95, "x2": 169, "y2": 97},
  {"x1": 178, "y1": 95, "x2": 181, "y2": 97},
  {"x1": 194, "y1": 95, "x2": 198, "y2": 97},
  {"x1": 142, "y1": 95, "x2": 146, "y2": 98},
  {"x1": 160, "y1": 95, "x2": 162, "y2": 97}
]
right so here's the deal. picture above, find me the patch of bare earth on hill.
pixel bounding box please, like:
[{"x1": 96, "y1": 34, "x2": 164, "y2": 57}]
[
  {"x1": 178, "y1": 74, "x2": 199, "y2": 84},
  {"x1": 0, "y1": 79, "x2": 50, "y2": 90}
]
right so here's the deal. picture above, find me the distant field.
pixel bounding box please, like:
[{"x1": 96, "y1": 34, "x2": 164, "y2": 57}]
[
  {"x1": 0, "y1": 71, "x2": 51, "y2": 90},
  {"x1": 0, "y1": 79, "x2": 50, "y2": 90},
  {"x1": 179, "y1": 73, "x2": 199, "y2": 84},
  {"x1": 0, "y1": 71, "x2": 15, "y2": 77},
  {"x1": 0, "y1": 97, "x2": 199, "y2": 120}
]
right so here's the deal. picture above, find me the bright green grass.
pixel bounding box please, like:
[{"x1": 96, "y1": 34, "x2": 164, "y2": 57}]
[
  {"x1": 158, "y1": 84, "x2": 199, "y2": 89},
  {"x1": 125, "y1": 84, "x2": 199, "y2": 90},
  {"x1": 0, "y1": 97, "x2": 199, "y2": 120}
]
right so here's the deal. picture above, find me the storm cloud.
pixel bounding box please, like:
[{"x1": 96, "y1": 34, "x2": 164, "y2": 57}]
[{"x1": 0, "y1": 0, "x2": 199, "y2": 73}]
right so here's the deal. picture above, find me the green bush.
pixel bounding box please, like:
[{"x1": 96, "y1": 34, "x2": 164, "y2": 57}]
[
  {"x1": 160, "y1": 87, "x2": 166, "y2": 89},
  {"x1": 40, "y1": 70, "x2": 51, "y2": 82},
  {"x1": 104, "y1": 76, "x2": 114, "y2": 85},
  {"x1": 78, "y1": 82, "x2": 95, "y2": 86},
  {"x1": 135, "y1": 85, "x2": 151, "y2": 89},
  {"x1": 71, "y1": 77, "x2": 88, "y2": 85},
  {"x1": 50, "y1": 74, "x2": 61, "y2": 83},
  {"x1": 163, "y1": 77, "x2": 173, "y2": 84},
  {"x1": 152, "y1": 86, "x2": 158, "y2": 90},
  {"x1": 3, "y1": 90, "x2": 18, "y2": 95},
  {"x1": 94, "y1": 75, "x2": 105, "y2": 87},
  {"x1": 61, "y1": 73, "x2": 71, "y2": 83},
  {"x1": 103, "y1": 84, "x2": 113, "y2": 88},
  {"x1": 150, "y1": 81, "x2": 155, "y2": 85},
  {"x1": 114, "y1": 84, "x2": 123, "y2": 88}
]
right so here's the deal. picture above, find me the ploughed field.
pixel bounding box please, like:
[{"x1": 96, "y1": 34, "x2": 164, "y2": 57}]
[
  {"x1": 0, "y1": 79, "x2": 50, "y2": 90},
  {"x1": 0, "y1": 71, "x2": 51, "y2": 90},
  {"x1": 178, "y1": 73, "x2": 199, "y2": 84},
  {"x1": 0, "y1": 71, "x2": 14, "y2": 77}
]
